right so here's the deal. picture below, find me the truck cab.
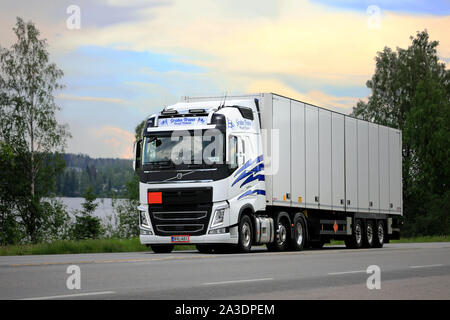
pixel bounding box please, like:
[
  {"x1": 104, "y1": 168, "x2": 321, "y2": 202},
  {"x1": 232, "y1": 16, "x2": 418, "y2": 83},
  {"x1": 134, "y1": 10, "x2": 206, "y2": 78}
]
[{"x1": 135, "y1": 97, "x2": 266, "y2": 253}]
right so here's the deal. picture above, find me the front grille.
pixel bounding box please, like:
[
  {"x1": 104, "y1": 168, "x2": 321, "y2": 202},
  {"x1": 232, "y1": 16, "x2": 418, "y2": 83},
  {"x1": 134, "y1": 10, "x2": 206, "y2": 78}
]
[
  {"x1": 148, "y1": 187, "x2": 213, "y2": 236},
  {"x1": 153, "y1": 211, "x2": 207, "y2": 220},
  {"x1": 156, "y1": 224, "x2": 204, "y2": 233}
]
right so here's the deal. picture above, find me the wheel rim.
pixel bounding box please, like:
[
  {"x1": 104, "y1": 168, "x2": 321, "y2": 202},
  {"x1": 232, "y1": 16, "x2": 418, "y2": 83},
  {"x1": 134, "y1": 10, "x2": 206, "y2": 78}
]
[
  {"x1": 277, "y1": 223, "x2": 287, "y2": 245},
  {"x1": 355, "y1": 223, "x2": 362, "y2": 244},
  {"x1": 296, "y1": 222, "x2": 303, "y2": 245},
  {"x1": 242, "y1": 222, "x2": 251, "y2": 248},
  {"x1": 378, "y1": 224, "x2": 384, "y2": 244},
  {"x1": 367, "y1": 223, "x2": 373, "y2": 244}
]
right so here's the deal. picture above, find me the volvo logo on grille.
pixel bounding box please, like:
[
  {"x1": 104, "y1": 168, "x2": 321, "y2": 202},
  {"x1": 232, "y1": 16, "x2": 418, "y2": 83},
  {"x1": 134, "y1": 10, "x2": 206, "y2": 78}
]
[{"x1": 176, "y1": 173, "x2": 183, "y2": 179}]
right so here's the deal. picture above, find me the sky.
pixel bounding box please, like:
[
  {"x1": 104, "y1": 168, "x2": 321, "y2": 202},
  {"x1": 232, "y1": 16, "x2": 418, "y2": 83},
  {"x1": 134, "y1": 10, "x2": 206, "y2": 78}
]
[{"x1": 0, "y1": 0, "x2": 449, "y2": 159}]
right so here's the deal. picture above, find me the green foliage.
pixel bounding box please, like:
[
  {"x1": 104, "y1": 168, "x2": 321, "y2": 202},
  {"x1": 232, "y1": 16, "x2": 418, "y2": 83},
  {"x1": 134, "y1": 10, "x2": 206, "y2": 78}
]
[
  {"x1": 72, "y1": 187, "x2": 103, "y2": 240},
  {"x1": 0, "y1": 18, "x2": 71, "y2": 243},
  {"x1": 351, "y1": 30, "x2": 450, "y2": 236},
  {"x1": 55, "y1": 153, "x2": 134, "y2": 197}
]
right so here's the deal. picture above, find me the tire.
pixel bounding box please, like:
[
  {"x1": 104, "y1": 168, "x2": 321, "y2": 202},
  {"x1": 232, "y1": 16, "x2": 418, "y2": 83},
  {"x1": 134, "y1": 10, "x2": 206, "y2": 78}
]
[
  {"x1": 345, "y1": 219, "x2": 364, "y2": 249},
  {"x1": 290, "y1": 213, "x2": 307, "y2": 251},
  {"x1": 196, "y1": 244, "x2": 215, "y2": 254},
  {"x1": 267, "y1": 212, "x2": 291, "y2": 252},
  {"x1": 151, "y1": 244, "x2": 174, "y2": 253},
  {"x1": 373, "y1": 220, "x2": 385, "y2": 248},
  {"x1": 237, "y1": 215, "x2": 253, "y2": 253},
  {"x1": 364, "y1": 220, "x2": 375, "y2": 248}
]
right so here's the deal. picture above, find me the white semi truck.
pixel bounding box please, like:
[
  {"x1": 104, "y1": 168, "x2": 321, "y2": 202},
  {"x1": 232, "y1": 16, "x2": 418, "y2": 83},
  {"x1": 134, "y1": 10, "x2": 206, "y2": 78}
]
[{"x1": 133, "y1": 93, "x2": 402, "y2": 253}]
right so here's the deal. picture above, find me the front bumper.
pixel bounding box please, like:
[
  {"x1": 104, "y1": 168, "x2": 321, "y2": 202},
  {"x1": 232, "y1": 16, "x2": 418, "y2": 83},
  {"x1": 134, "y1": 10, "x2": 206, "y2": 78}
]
[
  {"x1": 138, "y1": 200, "x2": 238, "y2": 245},
  {"x1": 140, "y1": 232, "x2": 238, "y2": 245}
]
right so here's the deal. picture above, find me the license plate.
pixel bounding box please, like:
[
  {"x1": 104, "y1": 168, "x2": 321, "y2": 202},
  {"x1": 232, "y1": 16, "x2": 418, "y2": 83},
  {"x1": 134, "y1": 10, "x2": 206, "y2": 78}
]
[{"x1": 171, "y1": 235, "x2": 190, "y2": 243}]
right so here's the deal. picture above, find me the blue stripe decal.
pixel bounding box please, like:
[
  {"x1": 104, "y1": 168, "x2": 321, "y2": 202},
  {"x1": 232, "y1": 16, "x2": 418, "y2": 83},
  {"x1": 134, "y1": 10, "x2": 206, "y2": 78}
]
[
  {"x1": 232, "y1": 163, "x2": 264, "y2": 187},
  {"x1": 238, "y1": 189, "x2": 266, "y2": 200},
  {"x1": 234, "y1": 154, "x2": 263, "y2": 178},
  {"x1": 240, "y1": 173, "x2": 265, "y2": 188}
]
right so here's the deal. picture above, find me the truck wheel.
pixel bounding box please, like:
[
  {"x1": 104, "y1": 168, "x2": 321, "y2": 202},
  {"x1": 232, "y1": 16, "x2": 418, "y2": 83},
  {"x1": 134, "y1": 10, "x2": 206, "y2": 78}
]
[
  {"x1": 237, "y1": 215, "x2": 253, "y2": 253},
  {"x1": 196, "y1": 244, "x2": 214, "y2": 254},
  {"x1": 267, "y1": 212, "x2": 291, "y2": 252},
  {"x1": 345, "y1": 219, "x2": 363, "y2": 249},
  {"x1": 373, "y1": 221, "x2": 385, "y2": 248},
  {"x1": 151, "y1": 244, "x2": 174, "y2": 253},
  {"x1": 290, "y1": 213, "x2": 307, "y2": 251},
  {"x1": 364, "y1": 220, "x2": 375, "y2": 248}
]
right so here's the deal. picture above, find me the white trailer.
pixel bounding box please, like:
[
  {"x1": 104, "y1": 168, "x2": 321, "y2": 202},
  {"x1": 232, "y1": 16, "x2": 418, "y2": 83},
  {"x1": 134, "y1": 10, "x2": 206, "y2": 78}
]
[{"x1": 134, "y1": 93, "x2": 402, "y2": 253}]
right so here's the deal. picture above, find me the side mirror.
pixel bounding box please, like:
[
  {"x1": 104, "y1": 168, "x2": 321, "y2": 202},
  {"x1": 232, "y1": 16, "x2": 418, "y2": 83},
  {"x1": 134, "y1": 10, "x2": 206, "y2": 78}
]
[{"x1": 133, "y1": 139, "x2": 142, "y2": 171}]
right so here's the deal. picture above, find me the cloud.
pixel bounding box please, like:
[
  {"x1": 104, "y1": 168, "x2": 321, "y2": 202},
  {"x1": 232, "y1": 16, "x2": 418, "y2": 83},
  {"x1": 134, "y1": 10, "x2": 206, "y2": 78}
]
[
  {"x1": 90, "y1": 126, "x2": 135, "y2": 159},
  {"x1": 247, "y1": 78, "x2": 359, "y2": 112},
  {"x1": 56, "y1": 0, "x2": 450, "y2": 85},
  {"x1": 57, "y1": 93, "x2": 128, "y2": 104}
]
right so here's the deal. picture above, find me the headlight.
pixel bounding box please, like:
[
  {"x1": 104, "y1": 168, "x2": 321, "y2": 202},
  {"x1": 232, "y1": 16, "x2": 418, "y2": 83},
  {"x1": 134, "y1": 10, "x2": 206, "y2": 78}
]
[
  {"x1": 211, "y1": 207, "x2": 226, "y2": 228},
  {"x1": 209, "y1": 227, "x2": 228, "y2": 234},
  {"x1": 140, "y1": 211, "x2": 150, "y2": 227}
]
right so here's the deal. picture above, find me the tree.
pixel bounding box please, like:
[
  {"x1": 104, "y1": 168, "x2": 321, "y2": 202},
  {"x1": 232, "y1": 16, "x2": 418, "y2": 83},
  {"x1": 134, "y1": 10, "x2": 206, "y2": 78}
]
[
  {"x1": 0, "y1": 17, "x2": 71, "y2": 242},
  {"x1": 351, "y1": 30, "x2": 450, "y2": 236},
  {"x1": 72, "y1": 187, "x2": 102, "y2": 240}
]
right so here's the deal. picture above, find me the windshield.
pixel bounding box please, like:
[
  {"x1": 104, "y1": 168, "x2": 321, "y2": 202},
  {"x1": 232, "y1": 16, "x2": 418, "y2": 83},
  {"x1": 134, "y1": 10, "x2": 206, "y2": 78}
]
[{"x1": 142, "y1": 130, "x2": 224, "y2": 168}]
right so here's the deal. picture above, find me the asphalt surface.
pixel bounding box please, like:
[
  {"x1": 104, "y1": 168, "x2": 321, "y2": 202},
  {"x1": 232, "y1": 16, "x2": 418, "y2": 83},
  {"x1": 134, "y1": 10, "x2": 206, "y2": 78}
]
[{"x1": 0, "y1": 242, "x2": 449, "y2": 300}]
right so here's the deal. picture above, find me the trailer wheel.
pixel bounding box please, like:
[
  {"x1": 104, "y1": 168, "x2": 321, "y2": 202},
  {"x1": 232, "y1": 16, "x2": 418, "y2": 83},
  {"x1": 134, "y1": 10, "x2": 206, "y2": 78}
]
[
  {"x1": 237, "y1": 215, "x2": 253, "y2": 253},
  {"x1": 151, "y1": 244, "x2": 174, "y2": 253},
  {"x1": 196, "y1": 244, "x2": 214, "y2": 254},
  {"x1": 290, "y1": 213, "x2": 307, "y2": 251},
  {"x1": 373, "y1": 221, "x2": 385, "y2": 248},
  {"x1": 267, "y1": 212, "x2": 291, "y2": 252},
  {"x1": 345, "y1": 219, "x2": 363, "y2": 249},
  {"x1": 364, "y1": 220, "x2": 375, "y2": 248}
]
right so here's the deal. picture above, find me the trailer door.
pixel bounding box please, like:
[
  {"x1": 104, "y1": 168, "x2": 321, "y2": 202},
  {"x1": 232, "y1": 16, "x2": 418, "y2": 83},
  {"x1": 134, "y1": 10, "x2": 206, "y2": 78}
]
[{"x1": 389, "y1": 128, "x2": 402, "y2": 214}]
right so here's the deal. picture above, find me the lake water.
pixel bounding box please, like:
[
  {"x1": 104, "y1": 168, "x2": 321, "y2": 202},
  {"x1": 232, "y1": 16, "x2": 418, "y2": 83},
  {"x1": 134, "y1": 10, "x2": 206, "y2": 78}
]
[{"x1": 56, "y1": 197, "x2": 127, "y2": 220}]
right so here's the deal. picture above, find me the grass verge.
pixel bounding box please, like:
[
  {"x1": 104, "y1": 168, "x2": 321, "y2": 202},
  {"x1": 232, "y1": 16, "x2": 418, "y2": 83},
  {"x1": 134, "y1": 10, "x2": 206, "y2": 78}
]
[
  {"x1": 327, "y1": 235, "x2": 450, "y2": 246},
  {"x1": 0, "y1": 238, "x2": 195, "y2": 256},
  {"x1": 1, "y1": 236, "x2": 448, "y2": 256}
]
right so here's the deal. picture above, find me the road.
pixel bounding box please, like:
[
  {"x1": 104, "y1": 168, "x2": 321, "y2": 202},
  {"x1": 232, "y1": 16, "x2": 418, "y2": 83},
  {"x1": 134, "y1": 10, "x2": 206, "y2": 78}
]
[{"x1": 1, "y1": 242, "x2": 449, "y2": 300}]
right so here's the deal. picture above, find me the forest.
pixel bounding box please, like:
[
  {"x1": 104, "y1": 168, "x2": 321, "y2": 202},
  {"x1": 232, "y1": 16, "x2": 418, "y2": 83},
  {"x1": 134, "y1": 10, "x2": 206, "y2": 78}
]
[{"x1": 55, "y1": 153, "x2": 134, "y2": 198}]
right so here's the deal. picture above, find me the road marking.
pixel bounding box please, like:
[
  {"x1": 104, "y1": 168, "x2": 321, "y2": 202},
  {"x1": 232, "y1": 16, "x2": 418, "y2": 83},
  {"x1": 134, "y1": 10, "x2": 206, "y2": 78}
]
[
  {"x1": 328, "y1": 270, "x2": 367, "y2": 275},
  {"x1": 203, "y1": 278, "x2": 273, "y2": 286},
  {"x1": 20, "y1": 291, "x2": 116, "y2": 300},
  {"x1": 409, "y1": 264, "x2": 443, "y2": 269}
]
